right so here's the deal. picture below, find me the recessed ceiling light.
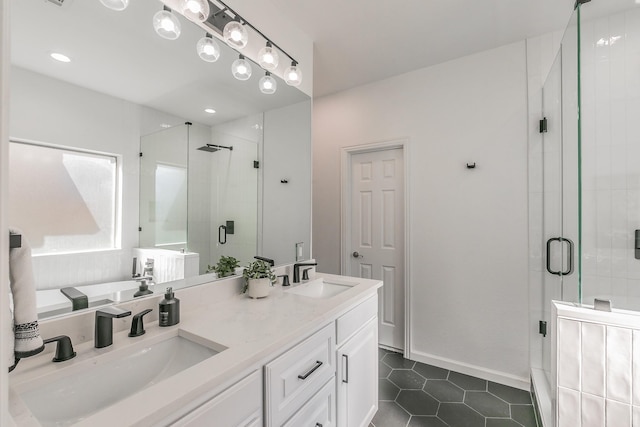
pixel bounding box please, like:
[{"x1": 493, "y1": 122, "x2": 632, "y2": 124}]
[
  {"x1": 160, "y1": 123, "x2": 172, "y2": 128},
  {"x1": 204, "y1": 108, "x2": 216, "y2": 114},
  {"x1": 50, "y1": 52, "x2": 71, "y2": 63}
]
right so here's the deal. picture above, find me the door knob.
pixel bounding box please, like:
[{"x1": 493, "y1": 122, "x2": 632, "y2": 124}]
[{"x1": 352, "y1": 251, "x2": 362, "y2": 258}]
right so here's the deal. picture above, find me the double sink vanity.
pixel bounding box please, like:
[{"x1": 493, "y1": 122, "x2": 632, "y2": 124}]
[{"x1": 9, "y1": 270, "x2": 382, "y2": 427}]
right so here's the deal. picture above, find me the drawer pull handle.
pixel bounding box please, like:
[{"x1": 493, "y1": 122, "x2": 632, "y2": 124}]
[
  {"x1": 342, "y1": 354, "x2": 349, "y2": 383},
  {"x1": 298, "y1": 360, "x2": 323, "y2": 380}
]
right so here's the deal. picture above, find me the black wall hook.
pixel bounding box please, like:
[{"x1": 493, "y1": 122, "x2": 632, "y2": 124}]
[
  {"x1": 466, "y1": 162, "x2": 476, "y2": 169},
  {"x1": 280, "y1": 179, "x2": 289, "y2": 184}
]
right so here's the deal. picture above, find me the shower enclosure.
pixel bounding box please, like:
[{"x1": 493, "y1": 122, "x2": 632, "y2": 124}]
[{"x1": 530, "y1": 0, "x2": 640, "y2": 424}]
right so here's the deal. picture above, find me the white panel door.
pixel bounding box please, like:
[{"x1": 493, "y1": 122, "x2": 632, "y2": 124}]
[{"x1": 349, "y1": 148, "x2": 404, "y2": 351}]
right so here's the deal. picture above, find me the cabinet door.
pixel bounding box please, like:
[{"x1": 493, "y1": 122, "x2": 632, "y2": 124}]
[
  {"x1": 337, "y1": 319, "x2": 378, "y2": 427},
  {"x1": 283, "y1": 378, "x2": 336, "y2": 427},
  {"x1": 171, "y1": 370, "x2": 262, "y2": 427}
]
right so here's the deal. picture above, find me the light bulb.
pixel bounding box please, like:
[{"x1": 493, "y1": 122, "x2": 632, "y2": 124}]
[
  {"x1": 284, "y1": 62, "x2": 302, "y2": 86},
  {"x1": 259, "y1": 73, "x2": 277, "y2": 94},
  {"x1": 180, "y1": 0, "x2": 210, "y2": 22},
  {"x1": 50, "y1": 52, "x2": 71, "y2": 63},
  {"x1": 258, "y1": 44, "x2": 279, "y2": 71},
  {"x1": 153, "y1": 8, "x2": 181, "y2": 40},
  {"x1": 196, "y1": 35, "x2": 220, "y2": 62},
  {"x1": 99, "y1": 0, "x2": 129, "y2": 11},
  {"x1": 232, "y1": 56, "x2": 252, "y2": 81},
  {"x1": 223, "y1": 21, "x2": 248, "y2": 49}
]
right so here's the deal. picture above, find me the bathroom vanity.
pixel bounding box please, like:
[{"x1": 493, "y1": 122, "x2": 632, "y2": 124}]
[{"x1": 8, "y1": 272, "x2": 381, "y2": 427}]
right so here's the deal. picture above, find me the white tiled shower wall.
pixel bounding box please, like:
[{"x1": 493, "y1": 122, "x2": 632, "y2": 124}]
[
  {"x1": 580, "y1": 7, "x2": 640, "y2": 310},
  {"x1": 555, "y1": 302, "x2": 640, "y2": 427}
]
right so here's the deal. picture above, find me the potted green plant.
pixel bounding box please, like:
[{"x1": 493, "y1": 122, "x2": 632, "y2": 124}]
[
  {"x1": 207, "y1": 255, "x2": 240, "y2": 278},
  {"x1": 242, "y1": 259, "x2": 276, "y2": 298}
]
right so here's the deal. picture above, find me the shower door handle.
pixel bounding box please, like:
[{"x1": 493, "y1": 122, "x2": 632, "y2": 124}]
[
  {"x1": 218, "y1": 225, "x2": 227, "y2": 245},
  {"x1": 546, "y1": 237, "x2": 574, "y2": 276}
]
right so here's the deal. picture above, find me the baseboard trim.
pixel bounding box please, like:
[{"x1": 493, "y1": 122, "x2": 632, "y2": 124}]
[{"x1": 409, "y1": 349, "x2": 530, "y2": 391}]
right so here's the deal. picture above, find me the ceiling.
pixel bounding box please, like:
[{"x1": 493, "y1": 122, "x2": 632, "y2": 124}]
[
  {"x1": 270, "y1": 0, "x2": 576, "y2": 97},
  {"x1": 10, "y1": 0, "x2": 309, "y2": 127}
]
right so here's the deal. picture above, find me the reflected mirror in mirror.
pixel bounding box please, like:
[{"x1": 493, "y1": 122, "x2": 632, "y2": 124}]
[{"x1": 9, "y1": 0, "x2": 311, "y2": 320}]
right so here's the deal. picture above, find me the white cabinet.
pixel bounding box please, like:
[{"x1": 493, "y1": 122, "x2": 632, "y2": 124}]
[
  {"x1": 265, "y1": 323, "x2": 336, "y2": 426},
  {"x1": 282, "y1": 378, "x2": 336, "y2": 427},
  {"x1": 171, "y1": 370, "x2": 262, "y2": 427},
  {"x1": 336, "y1": 297, "x2": 378, "y2": 427}
]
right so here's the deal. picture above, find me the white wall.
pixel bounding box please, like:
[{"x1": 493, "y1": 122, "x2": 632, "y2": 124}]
[
  {"x1": 263, "y1": 100, "x2": 312, "y2": 265},
  {"x1": 313, "y1": 42, "x2": 530, "y2": 386}
]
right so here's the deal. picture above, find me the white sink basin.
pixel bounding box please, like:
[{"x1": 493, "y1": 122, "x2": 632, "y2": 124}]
[
  {"x1": 18, "y1": 334, "x2": 224, "y2": 426},
  {"x1": 286, "y1": 278, "x2": 357, "y2": 299}
]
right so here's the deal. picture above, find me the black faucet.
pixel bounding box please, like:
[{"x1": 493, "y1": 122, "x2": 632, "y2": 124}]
[
  {"x1": 43, "y1": 336, "x2": 76, "y2": 362},
  {"x1": 129, "y1": 309, "x2": 153, "y2": 337},
  {"x1": 293, "y1": 262, "x2": 317, "y2": 283},
  {"x1": 254, "y1": 256, "x2": 275, "y2": 266},
  {"x1": 60, "y1": 287, "x2": 89, "y2": 311},
  {"x1": 95, "y1": 306, "x2": 131, "y2": 348}
]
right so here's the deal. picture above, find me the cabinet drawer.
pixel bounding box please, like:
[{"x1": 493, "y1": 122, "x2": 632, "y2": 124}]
[
  {"x1": 336, "y1": 294, "x2": 377, "y2": 346},
  {"x1": 265, "y1": 323, "x2": 336, "y2": 427},
  {"x1": 283, "y1": 378, "x2": 335, "y2": 427},
  {"x1": 171, "y1": 370, "x2": 262, "y2": 427}
]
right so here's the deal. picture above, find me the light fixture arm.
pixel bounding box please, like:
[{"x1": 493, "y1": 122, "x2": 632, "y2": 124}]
[{"x1": 213, "y1": 0, "x2": 298, "y2": 65}]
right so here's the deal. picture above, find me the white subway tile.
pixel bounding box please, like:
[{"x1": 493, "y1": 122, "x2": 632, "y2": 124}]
[
  {"x1": 559, "y1": 387, "x2": 581, "y2": 427},
  {"x1": 559, "y1": 319, "x2": 582, "y2": 390},
  {"x1": 633, "y1": 405, "x2": 640, "y2": 427},
  {"x1": 582, "y1": 323, "x2": 606, "y2": 397},
  {"x1": 607, "y1": 399, "x2": 632, "y2": 427},
  {"x1": 633, "y1": 331, "x2": 640, "y2": 406},
  {"x1": 608, "y1": 326, "x2": 633, "y2": 403},
  {"x1": 582, "y1": 393, "x2": 605, "y2": 427}
]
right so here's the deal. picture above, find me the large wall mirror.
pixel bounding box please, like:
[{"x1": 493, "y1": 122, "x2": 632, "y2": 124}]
[{"x1": 9, "y1": 0, "x2": 311, "y2": 319}]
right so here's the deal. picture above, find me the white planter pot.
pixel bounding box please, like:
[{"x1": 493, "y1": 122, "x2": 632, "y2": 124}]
[{"x1": 247, "y1": 278, "x2": 270, "y2": 299}]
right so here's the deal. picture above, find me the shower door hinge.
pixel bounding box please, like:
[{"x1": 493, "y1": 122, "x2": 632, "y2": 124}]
[
  {"x1": 253, "y1": 161, "x2": 260, "y2": 169},
  {"x1": 139, "y1": 152, "x2": 143, "y2": 157},
  {"x1": 138, "y1": 226, "x2": 142, "y2": 232},
  {"x1": 539, "y1": 118, "x2": 548, "y2": 133},
  {"x1": 539, "y1": 320, "x2": 548, "y2": 337}
]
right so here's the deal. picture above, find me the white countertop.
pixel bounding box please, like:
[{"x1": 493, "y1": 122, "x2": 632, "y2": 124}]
[{"x1": 9, "y1": 272, "x2": 382, "y2": 427}]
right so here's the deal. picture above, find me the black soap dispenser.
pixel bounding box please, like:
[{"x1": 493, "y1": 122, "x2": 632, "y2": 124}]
[{"x1": 159, "y1": 287, "x2": 180, "y2": 327}]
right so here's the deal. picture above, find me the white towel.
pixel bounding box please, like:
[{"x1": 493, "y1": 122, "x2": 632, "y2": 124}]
[{"x1": 9, "y1": 228, "x2": 44, "y2": 360}]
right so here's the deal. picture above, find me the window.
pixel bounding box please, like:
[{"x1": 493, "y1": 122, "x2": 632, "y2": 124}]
[{"x1": 9, "y1": 140, "x2": 119, "y2": 255}]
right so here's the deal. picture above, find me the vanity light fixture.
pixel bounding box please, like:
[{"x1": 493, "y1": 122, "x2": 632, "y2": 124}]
[
  {"x1": 231, "y1": 55, "x2": 252, "y2": 81},
  {"x1": 180, "y1": 0, "x2": 210, "y2": 23},
  {"x1": 258, "y1": 42, "x2": 279, "y2": 71},
  {"x1": 204, "y1": 108, "x2": 216, "y2": 114},
  {"x1": 259, "y1": 72, "x2": 277, "y2": 94},
  {"x1": 197, "y1": 34, "x2": 221, "y2": 62},
  {"x1": 223, "y1": 20, "x2": 248, "y2": 50},
  {"x1": 99, "y1": 0, "x2": 129, "y2": 11},
  {"x1": 50, "y1": 52, "x2": 71, "y2": 63},
  {"x1": 284, "y1": 61, "x2": 302, "y2": 86},
  {"x1": 153, "y1": 6, "x2": 182, "y2": 40}
]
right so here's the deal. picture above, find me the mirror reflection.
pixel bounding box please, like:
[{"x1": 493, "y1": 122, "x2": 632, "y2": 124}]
[{"x1": 9, "y1": 0, "x2": 311, "y2": 319}]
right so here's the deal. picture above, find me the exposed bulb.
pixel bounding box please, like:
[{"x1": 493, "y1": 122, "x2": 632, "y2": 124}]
[
  {"x1": 223, "y1": 21, "x2": 248, "y2": 49},
  {"x1": 180, "y1": 0, "x2": 210, "y2": 22},
  {"x1": 99, "y1": 0, "x2": 129, "y2": 11},
  {"x1": 284, "y1": 62, "x2": 302, "y2": 86},
  {"x1": 197, "y1": 35, "x2": 221, "y2": 62},
  {"x1": 259, "y1": 73, "x2": 277, "y2": 94},
  {"x1": 258, "y1": 44, "x2": 279, "y2": 71},
  {"x1": 153, "y1": 8, "x2": 181, "y2": 40},
  {"x1": 231, "y1": 56, "x2": 252, "y2": 81}
]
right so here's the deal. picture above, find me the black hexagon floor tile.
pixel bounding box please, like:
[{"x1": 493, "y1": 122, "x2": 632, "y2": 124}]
[
  {"x1": 371, "y1": 401, "x2": 411, "y2": 427},
  {"x1": 379, "y1": 378, "x2": 401, "y2": 400},
  {"x1": 396, "y1": 390, "x2": 439, "y2": 415},
  {"x1": 383, "y1": 352, "x2": 416, "y2": 369},
  {"x1": 488, "y1": 381, "x2": 533, "y2": 404},
  {"x1": 407, "y1": 416, "x2": 449, "y2": 427},
  {"x1": 374, "y1": 349, "x2": 536, "y2": 427},
  {"x1": 464, "y1": 391, "x2": 510, "y2": 417},
  {"x1": 388, "y1": 369, "x2": 426, "y2": 389},
  {"x1": 438, "y1": 402, "x2": 486, "y2": 427},
  {"x1": 423, "y1": 379, "x2": 464, "y2": 402}
]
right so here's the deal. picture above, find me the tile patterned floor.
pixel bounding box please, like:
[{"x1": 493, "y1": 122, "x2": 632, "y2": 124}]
[{"x1": 371, "y1": 348, "x2": 538, "y2": 427}]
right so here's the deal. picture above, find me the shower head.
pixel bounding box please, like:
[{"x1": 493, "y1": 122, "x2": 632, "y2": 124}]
[{"x1": 197, "y1": 144, "x2": 233, "y2": 153}]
